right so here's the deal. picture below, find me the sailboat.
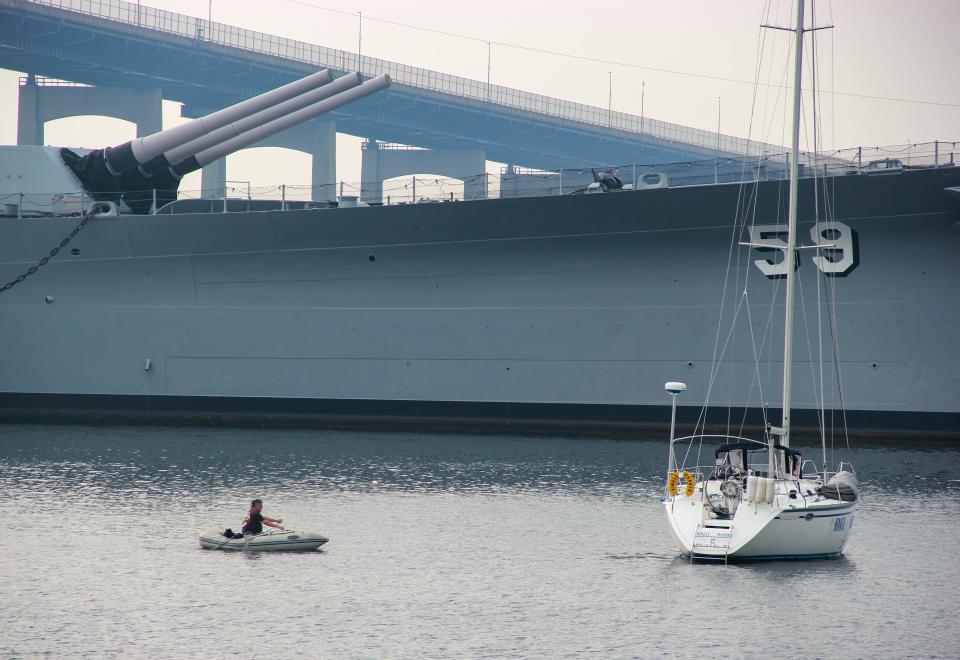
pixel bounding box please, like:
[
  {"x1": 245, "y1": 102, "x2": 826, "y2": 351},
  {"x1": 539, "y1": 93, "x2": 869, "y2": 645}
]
[{"x1": 661, "y1": 0, "x2": 859, "y2": 561}]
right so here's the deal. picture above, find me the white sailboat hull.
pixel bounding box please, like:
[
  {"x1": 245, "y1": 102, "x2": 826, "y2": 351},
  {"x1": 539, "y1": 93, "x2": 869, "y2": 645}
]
[{"x1": 664, "y1": 480, "x2": 855, "y2": 561}]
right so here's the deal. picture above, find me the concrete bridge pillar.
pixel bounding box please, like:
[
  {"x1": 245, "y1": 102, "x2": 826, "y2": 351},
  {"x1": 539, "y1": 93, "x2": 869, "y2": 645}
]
[
  {"x1": 16, "y1": 76, "x2": 40, "y2": 145},
  {"x1": 192, "y1": 118, "x2": 337, "y2": 201},
  {"x1": 359, "y1": 140, "x2": 383, "y2": 204},
  {"x1": 17, "y1": 77, "x2": 162, "y2": 146},
  {"x1": 360, "y1": 141, "x2": 487, "y2": 204},
  {"x1": 187, "y1": 104, "x2": 228, "y2": 200},
  {"x1": 310, "y1": 121, "x2": 337, "y2": 202},
  {"x1": 201, "y1": 158, "x2": 227, "y2": 199},
  {"x1": 245, "y1": 119, "x2": 337, "y2": 202}
]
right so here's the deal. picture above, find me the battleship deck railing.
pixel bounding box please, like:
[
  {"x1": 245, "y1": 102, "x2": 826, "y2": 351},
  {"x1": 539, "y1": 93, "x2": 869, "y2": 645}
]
[
  {"x1": 1, "y1": 142, "x2": 955, "y2": 216},
  {"x1": 17, "y1": 75, "x2": 91, "y2": 87},
  {"x1": 22, "y1": 0, "x2": 783, "y2": 157}
]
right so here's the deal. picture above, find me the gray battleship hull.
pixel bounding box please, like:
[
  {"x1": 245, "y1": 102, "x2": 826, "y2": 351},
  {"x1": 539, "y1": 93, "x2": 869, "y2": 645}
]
[{"x1": 2, "y1": 167, "x2": 959, "y2": 437}]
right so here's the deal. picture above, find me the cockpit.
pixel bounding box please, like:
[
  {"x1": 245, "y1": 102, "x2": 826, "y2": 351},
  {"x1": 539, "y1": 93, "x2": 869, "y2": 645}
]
[{"x1": 710, "y1": 442, "x2": 803, "y2": 481}]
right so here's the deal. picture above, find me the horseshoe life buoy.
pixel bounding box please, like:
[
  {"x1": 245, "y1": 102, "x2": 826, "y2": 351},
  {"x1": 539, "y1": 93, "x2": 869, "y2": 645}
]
[{"x1": 667, "y1": 471, "x2": 696, "y2": 497}]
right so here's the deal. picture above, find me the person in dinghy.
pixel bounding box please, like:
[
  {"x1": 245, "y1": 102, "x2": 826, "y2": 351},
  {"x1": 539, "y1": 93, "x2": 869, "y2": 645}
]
[
  {"x1": 242, "y1": 498, "x2": 283, "y2": 536},
  {"x1": 223, "y1": 498, "x2": 284, "y2": 539}
]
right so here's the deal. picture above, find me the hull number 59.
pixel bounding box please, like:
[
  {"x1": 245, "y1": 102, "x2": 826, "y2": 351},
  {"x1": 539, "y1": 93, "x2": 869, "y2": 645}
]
[{"x1": 749, "y1": 221, "x2": 858, "y2": 278}]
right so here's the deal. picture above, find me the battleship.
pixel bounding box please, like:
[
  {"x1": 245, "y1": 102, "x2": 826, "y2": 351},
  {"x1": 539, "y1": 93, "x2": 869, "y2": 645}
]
[{"x1": 1, "y1": 70, "x2": 958, "y2": 438}]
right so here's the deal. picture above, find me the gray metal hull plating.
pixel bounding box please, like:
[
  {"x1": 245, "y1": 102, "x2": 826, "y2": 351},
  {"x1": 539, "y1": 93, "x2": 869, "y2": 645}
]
[{"x1": 1, "y1": 168, "x2": 959, "y2": 435}]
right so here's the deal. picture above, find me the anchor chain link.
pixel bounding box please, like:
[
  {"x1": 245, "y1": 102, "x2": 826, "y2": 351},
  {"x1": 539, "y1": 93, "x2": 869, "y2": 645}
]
[{"x1": 0, "y1": 210, "x2": 93, "y2": 295}]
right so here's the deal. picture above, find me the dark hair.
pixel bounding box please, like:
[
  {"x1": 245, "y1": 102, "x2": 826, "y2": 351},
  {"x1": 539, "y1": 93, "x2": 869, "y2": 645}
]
[{"x1": 250, "y1": 498, "x2": 262, "y2": 507}]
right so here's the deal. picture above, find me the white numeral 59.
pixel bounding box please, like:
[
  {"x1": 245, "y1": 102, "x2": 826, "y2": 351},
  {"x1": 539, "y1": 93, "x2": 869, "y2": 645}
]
[{"x1": 749, "y1": 221, "x2": 857, "y2": 277}]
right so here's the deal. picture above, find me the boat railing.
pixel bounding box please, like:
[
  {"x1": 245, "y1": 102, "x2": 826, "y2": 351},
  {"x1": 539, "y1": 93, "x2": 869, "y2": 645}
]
[
  {"x1": 3, "y1": 141, "x2": 955, "y2": 217},
  {"x1": 667, "y1": 434, "x2": 831, "y2": 482},
  {"x1": 801, "y1": 459, "x2": 824, "y2": 481},
  {"x1": 669, "y1": 434, "x2": 765, "y2": 448},
  {"x1": 668, "y1": 434, "x2": 760, "y2": 485},
  {"x1": 673, "y1": 461, "x2": 820, "y2": 485}
]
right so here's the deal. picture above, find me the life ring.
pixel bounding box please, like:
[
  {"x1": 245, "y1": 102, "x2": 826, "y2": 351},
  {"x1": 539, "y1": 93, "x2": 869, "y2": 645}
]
[{"x1": 667, "y1": 470, "x2": 696, "y2": 497}]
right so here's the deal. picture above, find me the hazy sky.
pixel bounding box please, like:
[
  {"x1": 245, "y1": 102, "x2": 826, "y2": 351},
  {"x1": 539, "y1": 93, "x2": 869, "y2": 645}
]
[{"x1": 1, "y1": 0, "x2": 957, "y2": 193}]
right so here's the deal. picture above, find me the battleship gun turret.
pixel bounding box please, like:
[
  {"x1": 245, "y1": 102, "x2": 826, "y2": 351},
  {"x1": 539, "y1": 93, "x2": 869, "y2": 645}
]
[{"x1": 59, "y1": 71, "x2": 391, "y2": 213}]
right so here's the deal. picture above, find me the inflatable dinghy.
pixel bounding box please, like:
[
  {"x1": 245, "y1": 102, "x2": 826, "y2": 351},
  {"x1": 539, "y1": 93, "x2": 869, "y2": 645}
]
[{"x1": 199, "y1": 528, "x2": 329, "y2": 552}]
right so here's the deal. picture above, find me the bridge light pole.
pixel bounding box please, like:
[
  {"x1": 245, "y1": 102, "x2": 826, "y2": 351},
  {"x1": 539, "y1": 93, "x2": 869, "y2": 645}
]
[
  {"x1": 640, "y1": 80, "x2": 645, "y2": 134},
  {"x1": 487, "y1": 42, "x2": 491, "y2": 101},
  {"x1": 715, "y1": 96, "x2": 721, "y2": 183},
  {"x1": 608, "y1": 71, "x2": 612, "y2": 127},
  {"x1": 357, "y1": 11, "x2": 363, "y2": 71}
]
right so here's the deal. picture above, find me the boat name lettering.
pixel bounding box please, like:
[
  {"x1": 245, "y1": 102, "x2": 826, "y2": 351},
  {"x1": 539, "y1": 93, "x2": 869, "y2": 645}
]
[
  {"x1": 694, "y1": 528, "x2": 732, "y2": 549},
  {"x1": 749, "y1": 221, "x2": 859, "y2": 278}
]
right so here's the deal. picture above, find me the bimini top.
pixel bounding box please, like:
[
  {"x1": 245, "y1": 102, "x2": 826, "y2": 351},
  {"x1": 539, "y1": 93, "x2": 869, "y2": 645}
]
[{"x1": 715, "y1": 442, "x2": 802, "y2": 457}]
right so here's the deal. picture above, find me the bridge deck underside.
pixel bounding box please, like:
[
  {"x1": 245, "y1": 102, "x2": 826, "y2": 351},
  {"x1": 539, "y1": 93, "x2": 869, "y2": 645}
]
[{"x1": 0, "y1": 4, "x2": 739, "y2": 169}]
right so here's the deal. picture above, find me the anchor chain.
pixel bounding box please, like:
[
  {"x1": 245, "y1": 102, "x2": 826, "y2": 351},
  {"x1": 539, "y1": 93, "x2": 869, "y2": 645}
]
[{"x1": 0, "y1": 210, "x2": 93, "y2": 295}]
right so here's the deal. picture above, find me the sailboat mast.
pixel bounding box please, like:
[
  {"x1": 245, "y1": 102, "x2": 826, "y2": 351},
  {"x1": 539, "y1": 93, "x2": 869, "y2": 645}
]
[{"x1": 780, "y1": 0, "x2": 806, "y2": 450}]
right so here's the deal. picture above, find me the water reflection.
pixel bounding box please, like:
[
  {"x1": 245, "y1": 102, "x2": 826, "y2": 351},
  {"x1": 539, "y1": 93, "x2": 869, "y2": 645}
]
[
  {"x1": 7, "y1": 425, "x2": 958, "y2": 491},
  {"x1": 3, "y1": 424, "x2": 670, "y2": 498},
  {"x1": 2, "y1": 423, "x2": 959, "y2": 658}
]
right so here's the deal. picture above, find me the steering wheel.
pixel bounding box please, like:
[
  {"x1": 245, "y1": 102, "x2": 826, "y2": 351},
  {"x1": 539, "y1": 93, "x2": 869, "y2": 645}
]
[{"x1": 721, "y1": 478, "x2": 743, "y2": 499}]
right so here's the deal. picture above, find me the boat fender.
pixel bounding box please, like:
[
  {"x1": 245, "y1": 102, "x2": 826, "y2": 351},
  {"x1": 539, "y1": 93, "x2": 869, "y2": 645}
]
[
  {"x1": 761, "y1": 478, "x2": 775, "y2": 504},
  {"x1": 745, "y1": 475, "x2": 759, "y2": 501},
  {"x1": 667, "y1": 471, "x2": 696, "y2": 497}
]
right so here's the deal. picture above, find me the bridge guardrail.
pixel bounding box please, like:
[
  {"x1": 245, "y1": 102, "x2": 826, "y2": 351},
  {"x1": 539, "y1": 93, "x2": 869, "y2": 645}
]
[{"x1": 26, "y1": 0, "x2": 784, "y2": 156}]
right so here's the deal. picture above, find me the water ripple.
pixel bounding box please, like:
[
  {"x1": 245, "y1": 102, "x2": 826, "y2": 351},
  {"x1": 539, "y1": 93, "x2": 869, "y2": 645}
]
[{"x1": 2, "y1": 423, "x2": 959, "y2": 658}]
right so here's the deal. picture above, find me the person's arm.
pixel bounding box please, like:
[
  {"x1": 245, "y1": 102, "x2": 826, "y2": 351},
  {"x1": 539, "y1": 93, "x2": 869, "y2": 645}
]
[{"x1": 263, "y1": 517, "x2": 284, "y2": 528}]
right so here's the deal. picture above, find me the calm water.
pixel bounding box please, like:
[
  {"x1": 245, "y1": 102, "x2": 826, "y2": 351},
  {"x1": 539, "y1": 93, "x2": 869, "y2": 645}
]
[{"x1": 2, "y1": 423, "x2": 959, "y2": 658}]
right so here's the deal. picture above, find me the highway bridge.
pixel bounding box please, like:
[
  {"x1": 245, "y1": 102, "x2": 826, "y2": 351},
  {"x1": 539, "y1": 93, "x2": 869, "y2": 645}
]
[{"x1": 0, "y1": 0, "x2": 783, "y2": 198}]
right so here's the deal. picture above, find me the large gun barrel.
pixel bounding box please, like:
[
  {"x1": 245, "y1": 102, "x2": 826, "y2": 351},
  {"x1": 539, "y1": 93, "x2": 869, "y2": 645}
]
[
  {"x1": 172, "y1": 75, "x2": 392, "y2": 177},
  {"x1": 157, "y1": 72, "x2": 362, "y2": 173},
  {"x1": 60, "y1": 71, "x2": 391, "y2": 214},
  {"x1": 103, "y1": 68, "x2": 334, "y2": 175}
]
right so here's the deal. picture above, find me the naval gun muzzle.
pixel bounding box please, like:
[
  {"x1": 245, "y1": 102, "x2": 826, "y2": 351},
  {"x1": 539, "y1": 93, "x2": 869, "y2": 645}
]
[
  {"x1": 60, "y1": 71, "x2": 391, "y2": 214},
  {"x1": 104, "y1": 68, "x2": 334, "y2": 176},
  {"x1": 169, "y1": 74, "x2": 391, "y2": 178},
  {"x1": 153, "y1": 72, "x2": 362, "y2": 176}
]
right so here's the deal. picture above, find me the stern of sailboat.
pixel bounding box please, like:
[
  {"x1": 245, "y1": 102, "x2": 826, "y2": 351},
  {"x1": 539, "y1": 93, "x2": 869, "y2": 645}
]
[{"x1": 662, "y1": 431, "x2": 857, "y2": 561}]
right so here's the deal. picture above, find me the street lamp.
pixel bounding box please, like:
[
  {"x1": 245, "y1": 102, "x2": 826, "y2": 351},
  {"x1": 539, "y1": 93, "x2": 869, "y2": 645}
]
[
  {"x1": 640, "y1": 80, "x2": 647, "y2": 133},
  {"x1": 640, "y1": 80, "x2": 645, "y2": 133},
  {"x1": 486, "y1": 42, "x2": 491, "y2": 101},
  {"x1": 607, "y1": 71, "x2": 612, "y2": 126},
  {"x1": 717, "y1": 96, "x2": 721, "y2": 148}
]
